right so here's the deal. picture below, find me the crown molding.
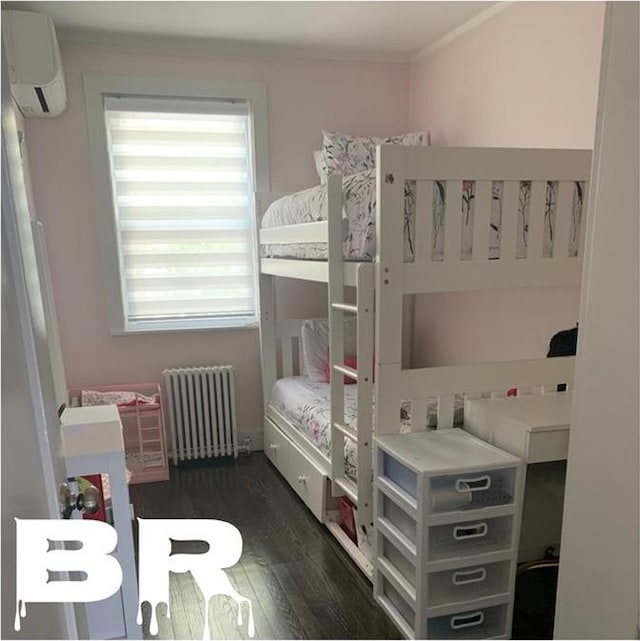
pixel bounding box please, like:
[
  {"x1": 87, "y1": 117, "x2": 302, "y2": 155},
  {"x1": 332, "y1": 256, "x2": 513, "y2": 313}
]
[
  {"x1": 411, "y1": 1, "x2": 514, "y2": 63},
  {"x1": 57, "y1": 28, "x2": 412, "y2": 65}
]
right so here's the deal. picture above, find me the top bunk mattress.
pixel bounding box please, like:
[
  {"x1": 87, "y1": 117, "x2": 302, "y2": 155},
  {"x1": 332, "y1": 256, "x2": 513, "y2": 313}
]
[{"x1": 260, "y1": 170, "x2": 585, "y2": 261}]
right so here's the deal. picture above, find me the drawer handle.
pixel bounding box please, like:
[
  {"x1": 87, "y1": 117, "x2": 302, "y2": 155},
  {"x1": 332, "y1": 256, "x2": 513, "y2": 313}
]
[
  {"x1": 297, "y1": 475, "x2": 307, "y2": 484},
  {"x1": 452, "y1": 567, "x2": 487, "y2": 586},
  {"x1": 450, "y1": 611, "x2": 484, "y2": 630},
  {"x1": 453, "y1": 522, "x2": 488, "y2": 540},
  {"x1": 456, "y1": 475, "x2": 491, "y2": 493}
]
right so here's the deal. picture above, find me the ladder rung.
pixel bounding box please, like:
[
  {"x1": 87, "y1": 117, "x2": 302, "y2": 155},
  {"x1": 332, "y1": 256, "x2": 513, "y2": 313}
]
[
  {"x1": 335, "y1": 477, "x2": 358, "y2": 504},
  {"x1": 332, "y1": 364, "x2": 358, "y2": 381},
  {"x1": 331, "y1": 302, "x2": 358, "y2": 314},
  {"x1": 333, "y1": 422, "x2": 357, "y2": 442}
]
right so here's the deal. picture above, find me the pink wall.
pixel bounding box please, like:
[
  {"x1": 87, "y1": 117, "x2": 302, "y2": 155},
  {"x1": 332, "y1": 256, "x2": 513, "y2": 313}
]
[
  {"x1": 24, "y1": 2, "x2": 606, "y2": 438},
  {"x1": 410, "y1": 2, "x2": 605, "y2": 148},
  {"x1": 24, "y1": 41, "x2": 409, "y2": 437},
  {"x1": 409, "y1": 1, "x2": 605, "y2": 366}
]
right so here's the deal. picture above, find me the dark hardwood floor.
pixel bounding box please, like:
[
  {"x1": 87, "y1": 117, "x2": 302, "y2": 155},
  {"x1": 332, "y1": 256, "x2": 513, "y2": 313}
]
[{"x1": 129, "y1": 453, "x2": 401, "y2": 640}]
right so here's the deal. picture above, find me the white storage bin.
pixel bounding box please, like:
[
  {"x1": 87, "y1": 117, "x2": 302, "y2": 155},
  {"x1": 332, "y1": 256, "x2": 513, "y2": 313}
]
[
  {"x1": 382, "y1": 535, "x2": 417, "y2": 588},
  {"x1": 381, "y1": 452, "x2": 418, "y2": 497},
  {"x1": 428, "y1": 515, "x2": 514, "y2": 562},
  {"x1": 381, "y1": 494, "x2": 417, "y2": 544},
  {"x1": 426, "y1": 603, "x2": 508, "y2": 640},
  {"x1": 428, "y1": 468, "x2": 517, "y2": 514},
  {"x1": 427, "y1": 560, "x2": 512, "y2": 607},
  {"x1": 375, "y1": 430, "x2": 523, "y2": 638},
  {"x1": 381, "y1": 575, "x2": 414, "y2": 632}
]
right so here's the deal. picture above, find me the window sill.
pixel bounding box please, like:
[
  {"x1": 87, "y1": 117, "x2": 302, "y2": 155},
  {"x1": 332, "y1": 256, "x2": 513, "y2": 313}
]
[{"x1": 110, "y1": 320, "x2": 259, "y2": 336}]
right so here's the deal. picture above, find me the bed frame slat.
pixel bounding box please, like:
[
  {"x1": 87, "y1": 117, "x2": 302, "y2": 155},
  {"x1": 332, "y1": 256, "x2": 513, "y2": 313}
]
[
  {"x1": 444, "y1": 181, "x2": 463, "y2": 262},
  {"x1": 400, "y1": 357, "x2": 574, "y2": 400},
  {"x1": 281, "y1": 337, "x2": 293, "y2": 378},
  {"x1": 414, "y1": 180, "x2": 433, "y2": 262},
  {"x1": 500, "y1": 181, "x2": 520, "y2": 260},
  {"x1": 527, "y1": 181, "x2": 548, "y2": 259},
  {"x1": 410, "y1": 399, "x2": 428, "y2": 432},
  {"x1": 436, "y1": 394, "x2": 455, "y2": 429},
  {"x1": 297, "y1": 336, "x2": 305, "y2": 376},
  {"x1": 400, "y1": 147, "x2": 592, "y2": 181},
  {"x1": 554, "y1": 181, "x2": 574, "y2": 258},
  {"x1": 578, "y1": 187, "x2": 589, "y2": 257},
  {"x1": 472, "y1": 180, "x2": 492, "y2": 261}
]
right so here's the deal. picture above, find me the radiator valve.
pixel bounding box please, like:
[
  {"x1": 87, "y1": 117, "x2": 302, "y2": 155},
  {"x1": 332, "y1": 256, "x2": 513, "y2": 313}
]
[{"x1": 238, "y1": 437, "x2": 252, "y2": 457}]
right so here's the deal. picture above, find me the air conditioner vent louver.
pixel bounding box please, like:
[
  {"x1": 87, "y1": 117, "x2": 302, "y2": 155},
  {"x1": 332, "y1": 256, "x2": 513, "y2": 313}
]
[{"x1": 34, "y1": 87, "x2": 49, "y2": 113}]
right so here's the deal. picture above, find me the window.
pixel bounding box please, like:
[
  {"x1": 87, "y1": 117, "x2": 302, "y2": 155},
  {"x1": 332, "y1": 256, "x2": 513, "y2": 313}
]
[{"x1": 84, "y1": 77, "x2": 268, "y2": 333}]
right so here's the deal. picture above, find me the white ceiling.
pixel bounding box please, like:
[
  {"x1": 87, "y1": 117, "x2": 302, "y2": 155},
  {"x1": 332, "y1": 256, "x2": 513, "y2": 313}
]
[{"x1": 4, "y1": 1, "x2": 496, "y2": 60}]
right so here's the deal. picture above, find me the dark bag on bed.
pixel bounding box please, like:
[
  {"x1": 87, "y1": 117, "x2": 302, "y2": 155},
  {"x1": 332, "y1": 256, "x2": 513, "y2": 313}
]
[{"x1": 547, "y1": 326, "x2": 578, "y2": 391}]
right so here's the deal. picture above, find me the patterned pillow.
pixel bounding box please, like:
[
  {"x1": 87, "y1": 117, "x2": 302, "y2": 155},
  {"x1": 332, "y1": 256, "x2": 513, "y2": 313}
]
[
  {"x1": 317, "y1": 130, "x2": 430, "y2": 183},
  {"x1": 313, "y1": 150, "x2": 324, "y2": 180},
  {"x1": 301, "y1": 318, "x2": 357, "y2": 382}
]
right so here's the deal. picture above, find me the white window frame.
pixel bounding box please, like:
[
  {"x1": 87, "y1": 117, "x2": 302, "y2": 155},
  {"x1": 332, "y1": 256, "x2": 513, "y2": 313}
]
[{"x1": 84, "y1": 75, "x2": 269, "y2": 334}]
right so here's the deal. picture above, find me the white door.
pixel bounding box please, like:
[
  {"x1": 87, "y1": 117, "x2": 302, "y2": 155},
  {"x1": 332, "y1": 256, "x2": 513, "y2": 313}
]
[
  {"x1": 1, "y1": 46, "x2": 77, "y2": 639},
  {"x1": 554, "y1": 2, "x2": 639, "y2": 638}
]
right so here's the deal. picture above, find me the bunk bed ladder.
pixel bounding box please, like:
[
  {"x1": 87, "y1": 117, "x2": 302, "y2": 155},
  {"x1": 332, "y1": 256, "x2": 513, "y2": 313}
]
[{"x1": 327, "y1": 175, "x2": 375, "y2": 547}]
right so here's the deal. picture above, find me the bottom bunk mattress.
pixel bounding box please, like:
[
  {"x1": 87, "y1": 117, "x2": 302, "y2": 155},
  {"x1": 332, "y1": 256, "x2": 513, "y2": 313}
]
[
  {"x1": 269, "y1": 376, "x2": 465, "y2": 482},
  {"x1": 269, "y1": 376, "x2": 396, "y2": 481}
]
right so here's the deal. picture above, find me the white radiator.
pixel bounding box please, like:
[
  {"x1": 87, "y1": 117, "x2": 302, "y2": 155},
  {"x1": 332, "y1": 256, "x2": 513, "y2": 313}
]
[{"x1": 162, "y1": 366, "x2": 238, "y2": 464}]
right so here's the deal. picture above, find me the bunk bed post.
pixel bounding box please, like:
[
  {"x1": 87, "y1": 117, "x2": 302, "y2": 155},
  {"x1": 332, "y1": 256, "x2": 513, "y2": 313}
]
[
  {"x1": 402, "y1": 295, "x2": 414, "y2": 369},
  {"x1": 327, "y1": 174, "x2": 347, "y2": 485},
  {"x1": 259, "y1": 273, "x2": 277, "y2": 408},
  {"x1": 256, "y1": 193, "x2": 278, "y2": 409},
  {"x1": 375, "y1": 145, "x2": 406, "y2": 435},
  {"x1": 355, "y1": 262, "x2": 375, "y2": 549}
]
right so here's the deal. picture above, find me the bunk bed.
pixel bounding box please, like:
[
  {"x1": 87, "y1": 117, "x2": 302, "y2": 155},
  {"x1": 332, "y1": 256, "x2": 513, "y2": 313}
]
[{"x1": 257, "y1": 145, "x2": 591, "y2": 578}]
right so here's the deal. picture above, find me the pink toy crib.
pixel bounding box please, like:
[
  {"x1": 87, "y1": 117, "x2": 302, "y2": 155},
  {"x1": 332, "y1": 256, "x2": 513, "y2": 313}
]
[{"x1": 67, "y1": 382, "x2": 170, "y2": 484}]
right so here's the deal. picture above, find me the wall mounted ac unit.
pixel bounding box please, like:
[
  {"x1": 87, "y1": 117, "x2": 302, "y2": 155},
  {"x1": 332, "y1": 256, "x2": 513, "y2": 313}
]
[{"x1": 2, "y1": 10, "x2": 67, "y2": 117}]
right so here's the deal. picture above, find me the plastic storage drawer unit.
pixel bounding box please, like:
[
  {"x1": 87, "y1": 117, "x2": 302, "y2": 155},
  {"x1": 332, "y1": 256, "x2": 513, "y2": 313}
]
[{"x1": 374, "y1": 429, "x2": 524, "y2": 639}]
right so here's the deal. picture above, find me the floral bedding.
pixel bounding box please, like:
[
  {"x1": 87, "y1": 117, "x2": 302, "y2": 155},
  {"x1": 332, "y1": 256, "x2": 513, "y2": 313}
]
[
  {"x1": 261, "y1": 170, "x2": 585, "y2": 261},
  {"x1": 80, "y1": 389, "x2": 160, "y2": 408},
  {"x1": 269, "y1": 376, "x2": 464, "y2": 482},
  {"x1": 316, "y1": 130, "x2": 429, "y2": 183}
]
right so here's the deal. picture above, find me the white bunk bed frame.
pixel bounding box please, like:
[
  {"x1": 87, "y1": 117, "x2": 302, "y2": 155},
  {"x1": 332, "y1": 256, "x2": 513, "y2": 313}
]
[{"x1": 257, "y1": 146, "x2": 591, "y2": 579}]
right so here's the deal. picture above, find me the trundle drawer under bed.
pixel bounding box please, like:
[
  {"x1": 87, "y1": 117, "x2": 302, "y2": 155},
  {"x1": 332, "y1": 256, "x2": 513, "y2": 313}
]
[{"x1": 264, "y1": 418, "x2": 328, "y2": 522}]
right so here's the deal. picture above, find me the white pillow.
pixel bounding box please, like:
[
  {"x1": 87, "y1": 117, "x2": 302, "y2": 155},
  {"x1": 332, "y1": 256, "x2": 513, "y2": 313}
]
[{"x1": 301, "y1": 318, "x2": 357, "y2": 382}]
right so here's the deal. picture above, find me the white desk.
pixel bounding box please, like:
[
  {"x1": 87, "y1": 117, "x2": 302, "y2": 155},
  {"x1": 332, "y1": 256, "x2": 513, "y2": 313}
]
[
  {"x1": 464, "y1": 392, "x2": 572, "y2": 463},
  {"x1": 463, "y1": 393, "x2": 572, "y2": 562}
]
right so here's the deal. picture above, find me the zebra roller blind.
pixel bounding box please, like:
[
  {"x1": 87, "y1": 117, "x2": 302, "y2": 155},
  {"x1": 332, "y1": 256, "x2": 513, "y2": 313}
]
[{"x1": 104, "y1": 96, "x2": 257, "y2": 330}]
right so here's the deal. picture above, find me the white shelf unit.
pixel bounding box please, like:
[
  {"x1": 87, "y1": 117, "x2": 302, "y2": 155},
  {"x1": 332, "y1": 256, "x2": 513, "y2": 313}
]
[
  {"x1": 374, "y1": 429, "x2": 525, "y2": 640},
  {"x1": 60, "y1": 405, "x2": 141, "y2": 640}
]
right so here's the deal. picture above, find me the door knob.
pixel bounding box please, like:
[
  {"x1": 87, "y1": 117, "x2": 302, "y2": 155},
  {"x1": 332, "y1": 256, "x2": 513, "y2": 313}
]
[{"x1": 59, "y1": 481, "x2": 101, "y2": 519}]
